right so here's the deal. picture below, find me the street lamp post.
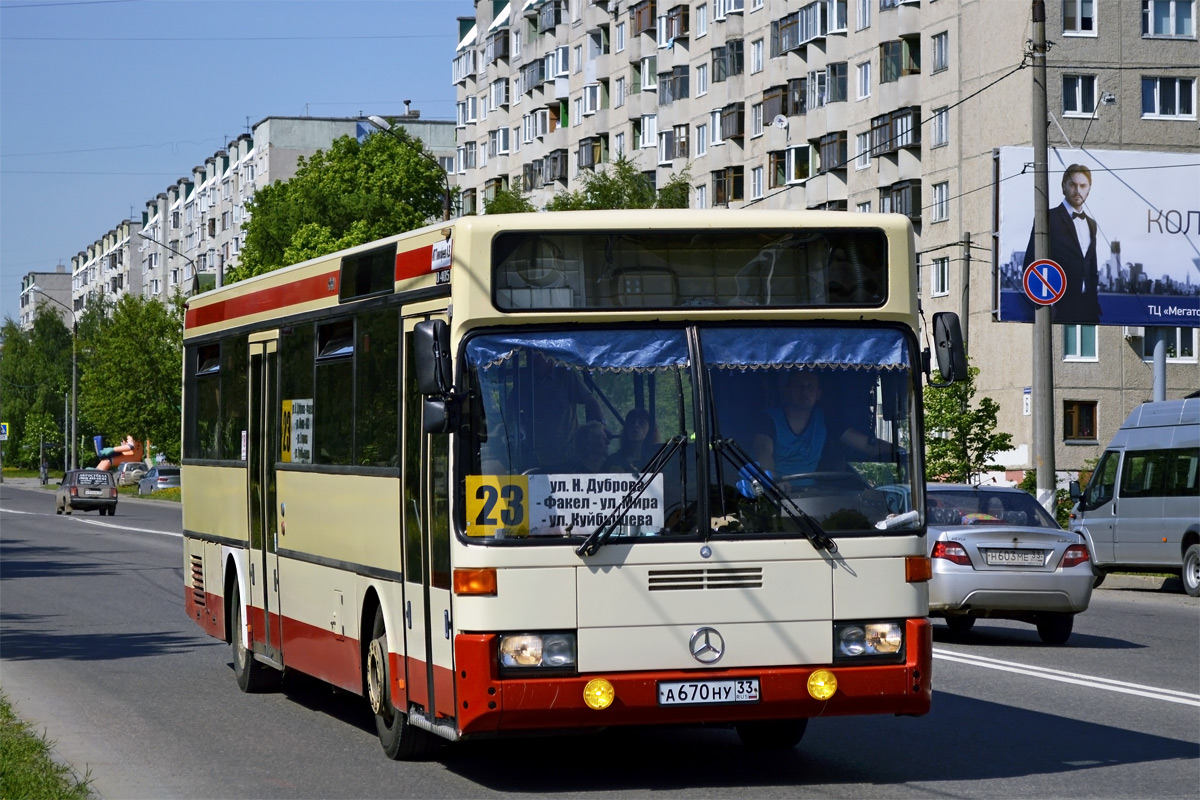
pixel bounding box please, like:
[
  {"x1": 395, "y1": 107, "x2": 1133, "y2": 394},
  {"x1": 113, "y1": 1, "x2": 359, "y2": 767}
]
[
  {"x1": 364, "y1": 115, "x2": 452, "y2": 221},
  {"x1": 31, "y1": 289, "x2": 78, "y2": 470}
]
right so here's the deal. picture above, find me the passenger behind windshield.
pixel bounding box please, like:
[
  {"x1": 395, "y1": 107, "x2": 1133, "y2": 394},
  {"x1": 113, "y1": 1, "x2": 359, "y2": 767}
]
[{"x1": 606, "y1": 408, "x2": 659, "y2": 473}]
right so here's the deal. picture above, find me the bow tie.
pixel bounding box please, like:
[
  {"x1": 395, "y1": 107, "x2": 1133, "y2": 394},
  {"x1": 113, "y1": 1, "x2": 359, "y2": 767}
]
[{"x1": 1071, "y1": 212, "x2": 1087, "y2": 220}]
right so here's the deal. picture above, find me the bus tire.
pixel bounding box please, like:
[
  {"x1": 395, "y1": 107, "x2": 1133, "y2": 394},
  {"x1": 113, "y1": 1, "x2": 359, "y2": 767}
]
[
  {"x1": 367, "y1": 606, "x2": 437, "y2": 760},
  {"x1": 231, "y1": 582, "x2": 275, "y2": 693},
  {"x1": 945, "y1": 616, "x2": 976, "y2": 635},
  {"x1": 1183, "y1": 544, "x2": 1200, "y2": 598},
  {"x1": 735, "y1": 718, "x2": 808, "y2": 750},
  {"x1": 1035, "y1": 612, "x2": 1074, "y2": 645}
]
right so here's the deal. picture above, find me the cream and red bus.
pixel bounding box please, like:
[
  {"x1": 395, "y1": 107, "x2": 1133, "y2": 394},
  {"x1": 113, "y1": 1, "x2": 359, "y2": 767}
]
[{"x1": 181, "y1": 209, "x2": 965, "y2": 759}]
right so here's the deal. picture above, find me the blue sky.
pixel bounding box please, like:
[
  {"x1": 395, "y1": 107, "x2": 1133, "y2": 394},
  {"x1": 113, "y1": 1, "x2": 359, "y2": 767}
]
[{"x1": 0, "y1": 0, "x2": 475, "y2": 323}]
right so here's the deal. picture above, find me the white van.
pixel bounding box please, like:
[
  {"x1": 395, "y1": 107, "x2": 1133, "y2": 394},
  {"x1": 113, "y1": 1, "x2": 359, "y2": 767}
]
[{"x1": 1069, "y1": 397, "x2": 1200, "y2": 597}]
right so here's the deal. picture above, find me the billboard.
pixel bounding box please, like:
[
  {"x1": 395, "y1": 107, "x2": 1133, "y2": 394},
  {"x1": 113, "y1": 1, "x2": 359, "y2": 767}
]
[{"x1": 995, "y1": 146, "x2": 1200, "y2": 327}]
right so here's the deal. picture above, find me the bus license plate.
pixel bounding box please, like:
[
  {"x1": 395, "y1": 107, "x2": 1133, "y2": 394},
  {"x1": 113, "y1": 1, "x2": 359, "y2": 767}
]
[
  {"x1": 985, "y1": 549, "x2": 1045, "y2": 566},
  {"x1": 658, "y1": 678, "x2": 760, "y2": 706}
]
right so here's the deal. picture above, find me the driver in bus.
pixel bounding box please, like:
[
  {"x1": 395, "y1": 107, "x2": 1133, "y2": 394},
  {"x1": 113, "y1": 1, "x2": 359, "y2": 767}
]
[{"x1": 747, "y1": 371, "x2": 893, "y2": 491}]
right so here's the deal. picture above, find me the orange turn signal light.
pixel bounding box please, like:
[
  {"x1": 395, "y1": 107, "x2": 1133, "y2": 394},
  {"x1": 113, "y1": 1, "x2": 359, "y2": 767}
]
[
  {"x1": 453, "y1": 568, "x2": 497, "y2": 596},
  {"x1": 906, "y1": 555, "x2": 932, "y2": 583}
]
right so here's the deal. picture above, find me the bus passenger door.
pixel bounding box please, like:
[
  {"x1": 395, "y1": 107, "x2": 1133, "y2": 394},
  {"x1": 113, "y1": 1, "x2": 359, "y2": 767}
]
[
  {"x1": 401, "y1": 315, "x2": 456, "y2": 723},
  {"x1": 248, "y1": 334, "x2": 282, "y2": 664}
]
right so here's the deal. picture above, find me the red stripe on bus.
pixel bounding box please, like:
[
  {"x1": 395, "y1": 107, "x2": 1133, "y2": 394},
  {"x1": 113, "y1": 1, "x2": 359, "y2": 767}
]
[
  {"x1": 185, "y1": 271, "x2": 340, "y2": 330},
  {"x1": 395, "y1": 244, "x2": 435, "y2": 281}
]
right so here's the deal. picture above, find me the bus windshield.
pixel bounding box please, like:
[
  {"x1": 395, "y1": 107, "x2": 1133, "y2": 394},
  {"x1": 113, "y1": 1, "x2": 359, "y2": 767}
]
[{"x1": 460, "y1": 324, "x2": 918, "y2": 544}]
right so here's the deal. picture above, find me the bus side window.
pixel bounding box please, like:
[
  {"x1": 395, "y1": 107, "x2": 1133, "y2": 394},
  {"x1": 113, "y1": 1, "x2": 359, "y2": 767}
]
[{"x1": 1085, "y1": 450, "x2": 1119, "y2": 507}]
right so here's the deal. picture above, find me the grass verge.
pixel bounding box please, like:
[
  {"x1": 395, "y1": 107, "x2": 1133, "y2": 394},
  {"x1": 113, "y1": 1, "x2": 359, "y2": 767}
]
[{"x1": 0, "y1": 692, "x2": 91, "y2": 800}]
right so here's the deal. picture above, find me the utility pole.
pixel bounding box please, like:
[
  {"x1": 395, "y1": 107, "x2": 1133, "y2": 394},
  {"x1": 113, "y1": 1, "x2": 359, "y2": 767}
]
[
  {"x1": 1030, "y1": 0, "x2": 1057, "y2": 512},
  {"x1": 961, "y1": 231, "x2": 971, "y2": 356}
]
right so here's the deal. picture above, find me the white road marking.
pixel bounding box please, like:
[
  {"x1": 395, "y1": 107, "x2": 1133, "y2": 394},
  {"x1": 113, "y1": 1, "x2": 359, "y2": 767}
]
[
  {"x1": 933, "y1": 647, "x2": 1200, "y2": 707},
  {"x1": 1, "y1": 506, "x2": 180, "y2": 538}
]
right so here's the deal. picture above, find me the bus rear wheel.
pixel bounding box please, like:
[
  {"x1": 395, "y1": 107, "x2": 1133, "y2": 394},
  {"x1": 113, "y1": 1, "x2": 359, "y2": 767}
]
[
  {"x1": 1035, "y1": 612, "x2": 1074, "y2": 645},
  {"x1": 230, "y1": 582, "x2": 275, "y2": 692},
  {"x1": 367, "y1": 606, "x2": 437, "y2": 760},
  {"x1": 735, "y1": 718, "x2": 808, "y2": 750}
]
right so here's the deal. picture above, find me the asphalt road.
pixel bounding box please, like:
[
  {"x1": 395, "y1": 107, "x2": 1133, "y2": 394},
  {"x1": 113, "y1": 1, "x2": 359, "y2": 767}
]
[{"x1": 2, "y1": 479, "x2": 1197, "y2": 799}]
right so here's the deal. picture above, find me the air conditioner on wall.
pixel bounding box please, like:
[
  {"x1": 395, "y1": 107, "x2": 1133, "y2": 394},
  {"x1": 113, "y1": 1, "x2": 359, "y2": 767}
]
[{"x1": 1123, "y1": 326, "x2": 1144, "y2": 339}]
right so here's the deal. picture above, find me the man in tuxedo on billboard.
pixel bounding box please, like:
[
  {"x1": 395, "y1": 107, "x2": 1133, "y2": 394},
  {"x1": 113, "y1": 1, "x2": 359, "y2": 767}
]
[{"x1": 1023, "y1": 164, "x2": 1102, "y2": 324}]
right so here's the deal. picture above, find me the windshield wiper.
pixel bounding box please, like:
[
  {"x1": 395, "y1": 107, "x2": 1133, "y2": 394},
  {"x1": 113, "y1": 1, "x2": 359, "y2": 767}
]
[
  {"x1": 710, "y1": 437, "x2": 838, "y2": 554},
  {"x1": 576, "y1": 434, "x2": 687, "y2": 557}
]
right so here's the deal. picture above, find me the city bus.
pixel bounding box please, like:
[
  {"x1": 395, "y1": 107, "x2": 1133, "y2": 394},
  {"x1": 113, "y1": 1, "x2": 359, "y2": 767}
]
[{"x1": 181, "y1": 209, "x2": 966, "y2": 759}]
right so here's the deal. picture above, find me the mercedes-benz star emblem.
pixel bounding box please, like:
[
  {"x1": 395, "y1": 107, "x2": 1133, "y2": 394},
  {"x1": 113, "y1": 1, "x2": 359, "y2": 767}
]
[{"x1": 689, "y1": 627, "x2": 725, "y2": 664}]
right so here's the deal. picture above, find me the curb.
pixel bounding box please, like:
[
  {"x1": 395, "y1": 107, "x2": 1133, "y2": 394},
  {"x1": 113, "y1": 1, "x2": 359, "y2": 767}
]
[{"x1": 1097, "y1": 573, "x2": 1185, "y2": 593}]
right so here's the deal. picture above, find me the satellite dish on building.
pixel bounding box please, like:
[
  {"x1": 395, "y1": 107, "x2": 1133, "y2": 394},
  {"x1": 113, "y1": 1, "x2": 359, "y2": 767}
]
[{"x1": 772, "y1": 114, "x2": 789, "y2": 129}]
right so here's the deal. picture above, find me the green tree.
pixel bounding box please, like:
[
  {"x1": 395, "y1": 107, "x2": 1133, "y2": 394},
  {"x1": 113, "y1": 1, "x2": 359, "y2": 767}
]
[
  {"x1": 545, "y1": 155, "x2": 690, "y2": 210},
  {"x1": 78, "y1": 293, "x2": 184, "y2": 462},
  {"x1": 229, "y1": 127, "x2": 446, "y2": 283},
  {"x1": 923, "y1": 364, "x2": 1013, "y2": 484},
  {"x1": 1, "y1": 309, "x2": 73, "y2": 469},
  {"x1": 484, "y1": 185, "x2": 537, "y2": 215}
]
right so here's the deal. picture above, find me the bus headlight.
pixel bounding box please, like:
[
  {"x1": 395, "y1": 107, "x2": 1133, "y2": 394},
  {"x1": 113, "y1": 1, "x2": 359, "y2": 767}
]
[
  {"x1": 498, "y1": 632, "x2": 577, "y2": 671},
  {"x1": 834, "y1": 622, "x2": 904, "y2": 661}
]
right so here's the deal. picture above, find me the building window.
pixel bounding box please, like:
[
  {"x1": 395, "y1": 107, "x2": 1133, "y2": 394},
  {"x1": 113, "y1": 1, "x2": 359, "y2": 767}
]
[
  {"x1": 750, "y1": 38, "x2": 764, "y2": 73},
  {"x1": 615, "y1": 132, "x2": 626, "y2": 155},
  {"x1": 712, "y1": 165, "x2": 744, "y2": 205},
  {"x1": 1064, "y1": 324, "x2": 1098, "y2": 360},
  {"x1": 696, "y1": 183, "x2": 708, "y2": 208},
  {"x1": 696, "y1": 123, "x2": 708, "y2": 155},
  {"x1": 696, "y1": 63, "x2": 708, "y2": 96},
  {"x1": 751, "y1": 165, "x2": 764, "y2": 199},
  {"x1": 720, "y1": 102, "x2": 746, "y2": 138},
  {"x1": 712, "y1": 39, "x2": 743, "y2": 81},
  {"x1": 879, "y1": 38, "x2": 920, "y2": 83},
  {"x1": 1064, "y1": 74, "x2": 1097, "y2": 116},
  {"x1": 932, "y1": 106, "x2": 949, "y2": 146},
  {"x1": 857, "y1": 61, "x2": 871, "y2": 99},
  {"x1": 931, "y1": 32, "x2": 948, "y2": 72},
  {"x1": 751, "y1": 102, "x2": 764, "y2": 136},
  {"x1": 931, "y1": 181, "x2": 949, "y2": 222},
  {"x1": 615, "y1": 76, "x2": 626, "y2": 107},
  {"x1": 857, "y1": 0, "x2": 871, "y2": 29},
  {"x1": 807, "y1": 69, "x2": 827, "y2": 109},
  {"x1": 870, "y1": 106, "x2": 921, "y2": 153},
  {"x1": 616, "y1": 21, "x2": 626, "y2": 51},
  {"x1": 856, "y1": 201, "x2": 871, "y2": 213},
  {"x1": 1063, "y1": 0, "x2": 1096, "y2": 34},
  {"x1": 826, "y1": 62, "x2": 848, "y2": 103},
  {"x1": 855, "y1": 132, "x2": 871, "y2": 169},
  {"x1": 1144, "y1": 326, "x2": 1198, "y2": 360},
  {"x1": 931, "y1": 257, "x2": 949, "y2": 297},
  {"x1": 1063, "y1": 400, "x2": 1098, "y2": 442},
  {"x1": 697, "y1": 3, "x2": 708, "y2": 36},
  {"x1": 815, "y1": 131, "x2": 847, "y2": 173},
  {"x1": 1141, "y1": 76, "x2": 1196, "y2": 118},
  {"x1": 1142, "y1": 0, "x2": 1194, "y2": 36}
]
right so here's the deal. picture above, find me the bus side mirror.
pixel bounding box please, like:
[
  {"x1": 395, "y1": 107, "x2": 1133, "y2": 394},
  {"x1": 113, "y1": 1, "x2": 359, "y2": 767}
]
[
  {"x1": 423, "y1": 397, "x2": 460, "y2": 434},
  {"x1": 414, "y1": 319, "x2": 452, "y2": 396},
  {"x1": 931, "y1": 312, "x2": 967, "y2": 384}
]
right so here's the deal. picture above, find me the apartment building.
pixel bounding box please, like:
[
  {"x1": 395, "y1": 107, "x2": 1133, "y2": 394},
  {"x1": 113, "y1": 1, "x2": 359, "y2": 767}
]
[
  {"x1": 454, "y1": 0, "x2": 1199, "y2": 480},
  {"x1": 69, "y1": 220, "x2": 143, "y2": 316},
  {"x1": 72, "y1": 111, "x2": 456, "y2": 311},
  {"x1": 17, "y1": 266, "x2": 72, "y2": 331}
]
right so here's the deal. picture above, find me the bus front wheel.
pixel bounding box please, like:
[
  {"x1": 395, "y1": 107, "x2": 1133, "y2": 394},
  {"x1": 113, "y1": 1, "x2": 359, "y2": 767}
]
[
  {"x1": 1182, "y1": 544, "x2": 1200, "y2": 598},
  {"x1": 230, "y1": 582, "x2": 275, "y2": 692},
  {"x1": 367, "y1": 606, "x2": 437, "y2": 760},
  {"x1": 735, "y1": 718, "x2": 808, "y2": 750}
]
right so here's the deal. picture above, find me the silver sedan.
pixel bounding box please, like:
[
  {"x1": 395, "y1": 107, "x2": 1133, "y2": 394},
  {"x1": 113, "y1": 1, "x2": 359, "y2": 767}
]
[{"x1": 926, "y1": 484, "x2": 1093, "y2": 645}]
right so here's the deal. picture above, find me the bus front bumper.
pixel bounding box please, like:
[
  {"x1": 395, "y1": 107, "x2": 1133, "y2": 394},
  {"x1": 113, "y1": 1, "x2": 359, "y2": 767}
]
[{"x1": 453, "y1": 618, "x2": 931, "y2": 736}]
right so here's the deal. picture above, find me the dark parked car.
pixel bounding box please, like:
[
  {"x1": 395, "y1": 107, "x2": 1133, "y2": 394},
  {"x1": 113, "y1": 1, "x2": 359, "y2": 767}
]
[
  {"x1": 138, "y1": 466, "x2": 181, "y2": 495},
  {"x1": 114, "y1": 461, "x2": 149, "y2": 487},
  {"x1": 926, "y1": 484, "x2": 1093, "y2": 644},
  {"x1": 56, "y1": 469, "x2": 118, "y2": 516}
]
